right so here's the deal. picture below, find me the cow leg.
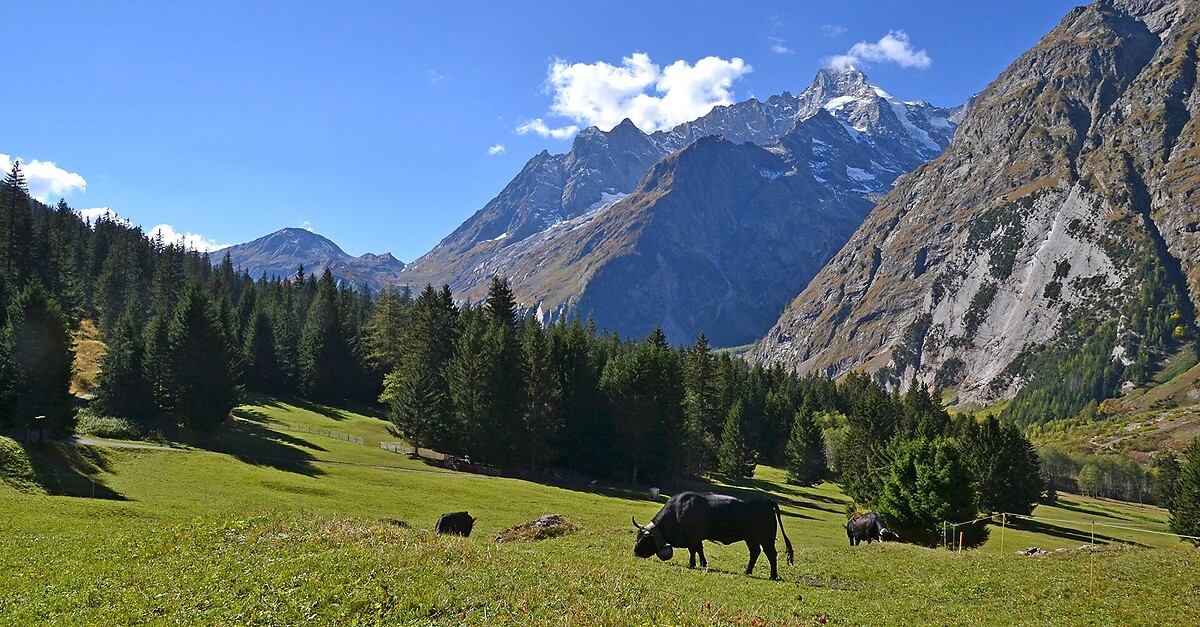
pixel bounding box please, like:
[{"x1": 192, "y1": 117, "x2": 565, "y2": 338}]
[
  {"x1": 763, "y1": 543, "x2": 779, "y2": 580},
  {"x1": 695, "y1": 545, "x2": 708, "y2": 569},
  {"x1": 744, "y1": 541, "x2": 761, "y2": 576},
  {"x1": 688, "y1": 549, "x2": 697, "y2": 569}
]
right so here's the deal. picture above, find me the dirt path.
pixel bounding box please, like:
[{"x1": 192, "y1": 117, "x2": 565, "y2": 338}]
[{"x1": 62, "y1": 435, "x2": 182, "y2": 451}]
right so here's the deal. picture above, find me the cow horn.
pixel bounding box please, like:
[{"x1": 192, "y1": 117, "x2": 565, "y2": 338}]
[{"x1": 632, "y1": 516, "x2": 643, "y2": 530}]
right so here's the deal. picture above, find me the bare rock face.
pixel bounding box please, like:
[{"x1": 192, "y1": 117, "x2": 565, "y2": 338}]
[
  {"x1": 753, "y1": 0, "x2": 1199, "y2": 413},
  {"x1": 401, "y1": 67, "x2": 964, "y2": 345}
]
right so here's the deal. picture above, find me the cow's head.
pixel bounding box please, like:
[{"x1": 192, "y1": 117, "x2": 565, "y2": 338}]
[
  {"x1": 632, "y1": 517, "x2": 673, "y2": 560},
  {"x1": 880, "y1": 527, "x2": 899, "y2": 541}
]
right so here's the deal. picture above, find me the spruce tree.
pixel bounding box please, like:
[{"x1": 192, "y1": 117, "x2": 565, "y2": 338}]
[
  {"x1": 1169, "y1": 437, "x2": 1200, "y2": 545},
  {"x1": 717, "y1": 400, "x2": 756, "y2": 478},
  {"x1": 522, "y1": 315, "x2": 561, "y2": 469},
  {"x1": 6, "y1": 281, "x2": 75, "y2": 433},
  {"x1": 167, "y1": 286, "x2": 234, "y2": 431},
  {"x1": 876, "y1": 437, "x2": 980, "y2": 547},
  {"x1": 447, "y1": 305, "x2": 495, "y2": 459},
  {"x1": 93, "y1": 313, "x2": 155, "y2": 421},
  {"x1": 961, "y1": 416, "x2": 1043, "y2": 515},
  {"x1": 0, "y1": 161, "x2": 35, "y2": 288},
  {"x1": 785, "y1": 405, "x2": 827, "y2": 486},
  {"x1": 682, "y1": 333, "x2": 720, "y2": 474},
  {"x1": 298, "y1": 269, "x2": 350, "y2": 401},
  {"x1": 382, "y1": 284, "x2": 456, "y2": 454},
  {"x1": 1152, "y1": 452, "x2": 1182, "y2": 509},
  {"x1": 243, "y1": 308, "x2": 281, "y2": 394}
]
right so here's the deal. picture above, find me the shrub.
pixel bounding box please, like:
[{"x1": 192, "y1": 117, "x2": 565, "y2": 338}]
[{"x1": 75, "y1": 410, "x2": 142, "y2": 440}]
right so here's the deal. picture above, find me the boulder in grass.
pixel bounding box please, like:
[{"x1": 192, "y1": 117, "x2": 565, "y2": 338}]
[{"x1": 493, "y1": 514, "x2": 578, "y2": 543}]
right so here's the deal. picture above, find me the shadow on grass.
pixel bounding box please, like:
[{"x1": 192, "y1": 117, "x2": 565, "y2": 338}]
[
  {"x1": 1052, "y1": 497, "x2": 1142, "y2": 522},
  {"x1": 1012, "y1": 518, "x2": 1150, "y2": 548},
  {"x1": 193, "y1": 417, "x2": 326, "y2": 477},
  {"x1": 241, "y1": 393, "x2": 387, "y2": 423},
  {"x1": 22, "y1": 442, "x2": 128, "y2": 500},
  {"x1": 676, "y1": 476, "x2": 836, "y2": 519},
  {"x1": 230, "y1": 408, "x2": 330, "y2": 453}
]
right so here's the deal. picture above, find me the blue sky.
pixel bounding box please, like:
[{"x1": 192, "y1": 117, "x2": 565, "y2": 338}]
[{"x1": 3, "y1": 1, "x2": 1081, "y2": 261}]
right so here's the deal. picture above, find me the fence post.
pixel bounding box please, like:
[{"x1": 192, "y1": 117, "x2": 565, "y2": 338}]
[{"x1": 1000, "y1": 514, "x2": 1006, "y2": 556}]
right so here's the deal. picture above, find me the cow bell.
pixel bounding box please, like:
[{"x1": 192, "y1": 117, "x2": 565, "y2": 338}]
[{"x1": 656, "y1": 546, "x2": 674, "y2": 561}]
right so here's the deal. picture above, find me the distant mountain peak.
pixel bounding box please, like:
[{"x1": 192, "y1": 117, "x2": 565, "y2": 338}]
[{"x1": 221, "y1": 227, "x2": 405, "y2": 290}]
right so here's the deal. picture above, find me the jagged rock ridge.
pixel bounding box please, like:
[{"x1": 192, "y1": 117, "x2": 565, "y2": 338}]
[{"x1": 752, "y1": 0, "x2": 1200, "y2": 417}]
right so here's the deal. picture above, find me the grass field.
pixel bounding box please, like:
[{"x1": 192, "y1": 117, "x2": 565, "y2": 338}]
[{"x1": 2, "y1": 396, "x2": 1198, "y2": 625}]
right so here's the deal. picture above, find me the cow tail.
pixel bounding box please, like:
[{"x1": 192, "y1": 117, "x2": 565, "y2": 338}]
[{"x1": 774, "y1": 502, "x2": 794, "y2": 565}]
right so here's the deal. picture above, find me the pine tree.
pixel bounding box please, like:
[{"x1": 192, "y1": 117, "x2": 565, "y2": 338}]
[
  {"x1": 876, "y1": 436, "x2": 981, "y2": 547},
  {"x1": 167, "y1": 286, "x2": 234, "y2": 431},
  {"x1": 382, "y1": 284, "x2": 456, "y2": 454},
  {"x1": 522, "y1": 316, "x2": 561, "y2": 469},
  {"x1": 93, "y1": 313, "x2": 155, "y2": 421},
  {"x1": 1151, "y1": 452, "x2": 1182, "y2": 509},
  {"x1": 682, "y1": 333, "x2": 720, "y2": 474},
  {"x1": 447, "y1": 305, "x2": 495, "y2": 459},
  {"x1": 363, "y1": 285, "x2": 411, "y2": 386},
  {"x1": 298, "y1": 269, "x2": 350, "y2": 401},
  {"x1": 960, "y1": 416, "x2": 1043, "y2": 515},
  {"x1": 717, "y1": 400, "x2": 756, "y2": 478},
  {"x1": 6, "y1": 281, "x2": 75, "y2": 433},
  {"x1": 785, "y1": 405, "x2": 827, "y2": 486},
  {"x1": 0, "y1": 161, "x2": 35, "y2": 288},
  {"x1": 1169, "y1": 437, "x2": 1200, "y2": 545},
  {"x1": 243, "y1": 307, "x2": 281, "y2": 394}
]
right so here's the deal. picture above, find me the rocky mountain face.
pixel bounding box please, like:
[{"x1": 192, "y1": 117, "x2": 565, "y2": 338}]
[
  {"x1": 401, "y1": 66, "x2": 964, "y2": 345},
  {"x1": 753, "y1": 0, "x2": 1199, "y2": 420},
  {"x1": 221, "y1": 227, "x2": 406, "y2": 291}
]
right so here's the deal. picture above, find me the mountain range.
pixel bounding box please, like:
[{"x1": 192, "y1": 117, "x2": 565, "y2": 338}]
[
  {"x1": 395, "y1": 65, "x2": 966, "y2": 345},
  {"x1": 220, "y1": 227, "x2": 406, "y2": 290}
]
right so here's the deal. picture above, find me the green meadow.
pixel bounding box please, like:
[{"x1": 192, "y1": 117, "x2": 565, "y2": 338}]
[{"x1": 2, "y1": 397, "x2": 1197, "y2": 626}]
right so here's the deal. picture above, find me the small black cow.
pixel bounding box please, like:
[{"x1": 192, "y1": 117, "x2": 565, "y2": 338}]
[
  {"x1": 435, "y1": 511, "x2": 476, "y2": 537},
  {"x1": 846, "y1": 512, "x2": 897, "y2": 545},
  {"x1": 632, "y1": 491, "x2": 794, "y2": 580}
]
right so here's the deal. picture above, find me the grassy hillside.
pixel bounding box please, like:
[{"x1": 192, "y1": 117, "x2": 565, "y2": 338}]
[{"x1": 2, "y1": 397, "x2": 1197, "y2": 625}]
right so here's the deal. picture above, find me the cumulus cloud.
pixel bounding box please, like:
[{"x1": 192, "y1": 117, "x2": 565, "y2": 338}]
[
  {"x1": 487, "y1": 144, "x2": 506, "y2": 156},
  {"x1": 516, "y1": 118, "x2": 580, "y2": 139},
  {"x1": 521, "y1": 52, "x2": 752, "y2": 136},
  {"x1": 828, "y1": 31, "x2": 931, "y2": 70},
  {"x1": 75, "y1": 206, "x2": 226, "y2": 252},
  {"x1": 1, "y1": 153, "x2": 88, "y2": 202},
  {"x1": 149, "y1": 223, "x2": 229, "y2": 253}
]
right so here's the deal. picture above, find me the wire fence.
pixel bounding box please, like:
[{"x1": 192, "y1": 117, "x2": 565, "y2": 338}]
[
  {"x1": 942, "y1": 511, "x2": 1200, "y2": 551},
  {"x1": 273, "y1": 422, "x2": 364, "y2": 445},
  {"x1": 380, "y1": 442, "x2": 412, "y2": 455}
]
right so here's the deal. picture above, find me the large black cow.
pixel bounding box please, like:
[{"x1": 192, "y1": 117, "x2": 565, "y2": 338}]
[
  {"x1": 632, "y1": 491, "x2": 794, "y2": 580},
  {"x1": 846, "y1": 512, "x2": 897, "y2": 545},
  {"x1": 435, "y1": 511, "x2": 476, "y2": 537}
]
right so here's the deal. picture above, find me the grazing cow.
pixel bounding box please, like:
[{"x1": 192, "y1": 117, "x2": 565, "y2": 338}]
[
  {"x1": 632, "y1": 491, "x2": 794, "y2": 580},
  {"x1": 435, "y1": 511, "x2": 476, "y2": 537},
  {"x1": 846, "y1": 512, "x2": 897, "y2": 545}
]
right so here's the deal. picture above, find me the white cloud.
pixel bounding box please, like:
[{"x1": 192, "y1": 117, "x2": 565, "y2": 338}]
[
  {"x1": 487, "y1": 144, "x2": 506, "y2": 156},
  {"x1": 769, "y1": 37, "x2": 794, "y2": 55},
  {"x1": 516, "y1": 118, "x2": 579, "y2": 140},
  {"x1": 822, "y1": 24, "x2": 848, "y2": 37},
  {"x1": 149, "y1": 224, "x2": 229, "y2": 253},
  {"x1": 828, "y1": 31, "x2": 931, "y2": 70},
  {"x1": 1, "y1": 153, "x2": 88, "y2": 202},
  {"x1": 75, "y1": 205, "x2": 226, "y2": 252},
  {"x1": 522, "y1": 52, "x2": 752, "y2": 136},
  {"x1": 77, "y1": 207, "x2": 129, "y2": 226}
]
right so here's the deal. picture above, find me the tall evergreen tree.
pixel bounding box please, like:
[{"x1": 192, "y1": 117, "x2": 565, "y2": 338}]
[
  {"x1": 0, "y1": 161, "x2": 35, "y2": 288},
  {"x1": 298, "y1": 269, "x2": 351, "y2": 401},
  {"x1": 167, "y1": 286, "x2": 235, "y2": 430},
  {"x1": 785, "y1": 405, "x2": 827, "y2": 486},
  {"x1": 93, "y1": 313, "x2": 155, "y2": 421},
  {"x1": 447, "y1": 305, "x2": 495, "y2": 459},
  {"x1": 522, "y1": 316, "x2": 561, "y2": 469},
  {"x1": 143, "y1": 311, "x2": 174, "y2": 411},
  {"x1": 243, "y1": 308, "x2": 281, "y2": 394},
  {"x1": 1169, "y1": 437, "x2": 1200, "y2": 545},
  {"x1": 363, "y1": 285, "x2": 411, "y2": 386},
  {"x1": 960, "y1": 416, "x2": 1043, "y2": 515},
  {"x1": 682, "y1": 333, "x2": 720, "y2": 474},
  {"x1": 382, "y1": 284, "x2": 456, "y2": 454},
  {"x1": 1152, "y1": 452, "x2": 1182, "y2": 509},
  {"x1": 876, "y1": 437, "x2": 980, "y2": 547},
  {"x1": 6, "y1": 281, "x2": 75, "y2": 433},
  {"x1": 717, "y1": 399, "x2": 756, "y2": 478}
]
